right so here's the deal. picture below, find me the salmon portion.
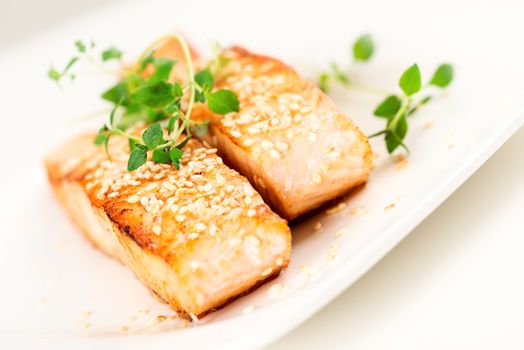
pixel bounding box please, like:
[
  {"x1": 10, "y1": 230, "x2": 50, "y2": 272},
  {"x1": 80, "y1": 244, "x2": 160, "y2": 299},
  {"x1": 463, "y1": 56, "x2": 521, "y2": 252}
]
[
  {"x1": 153, "y1": 40, "x2": 372, "y2": 219},
  {"x1": 45, "y1": 133, "x2": 291, "y2": 318},
  {"x1": 194, "y1": 47, "x2": 372, "y2": 219}
]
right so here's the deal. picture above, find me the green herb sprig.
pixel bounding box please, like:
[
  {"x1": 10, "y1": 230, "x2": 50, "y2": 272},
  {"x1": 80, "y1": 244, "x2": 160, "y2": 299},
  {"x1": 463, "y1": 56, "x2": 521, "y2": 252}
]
[
  {"x1": 318, "y1": 34, "x2": 380, "y2": 93},
  {"x1": 368, "y1": 63, "x2": 453, "y2": 153},
  {"x1": 49, "y1": 35, "x2": 239, "y2": 171},
  {"x1": 319, "y1": 34, "x2": 454, "y2": 154}
]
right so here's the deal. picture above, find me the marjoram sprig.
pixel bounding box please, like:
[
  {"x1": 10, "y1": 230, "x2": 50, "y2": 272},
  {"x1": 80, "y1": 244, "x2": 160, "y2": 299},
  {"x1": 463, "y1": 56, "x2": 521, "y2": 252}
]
[
  {"x1": 318, "y1": 34, "x2": 454, "y2": 154},
  {"x1": 49, "y1": 35, "x2": 239, "y2": 171},
  {"x1": 369, "y1": 63, "x2": 453, "y2": 153}
]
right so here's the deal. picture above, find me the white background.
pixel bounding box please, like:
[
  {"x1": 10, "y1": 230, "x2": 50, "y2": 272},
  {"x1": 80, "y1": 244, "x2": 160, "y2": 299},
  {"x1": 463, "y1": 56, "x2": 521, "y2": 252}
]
[{"x1": 1, "y1": 1, "x2": 523, "y2": 349}]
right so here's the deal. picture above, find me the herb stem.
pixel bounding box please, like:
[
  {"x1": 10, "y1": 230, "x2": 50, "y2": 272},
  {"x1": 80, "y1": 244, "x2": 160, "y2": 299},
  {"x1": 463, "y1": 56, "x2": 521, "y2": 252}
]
[
  {"x1": 136, "y1": 34, "x2": 196, "y2": 142},
  {"x1": 389, "y1": 96, "x2": 411, "y2": 131}
]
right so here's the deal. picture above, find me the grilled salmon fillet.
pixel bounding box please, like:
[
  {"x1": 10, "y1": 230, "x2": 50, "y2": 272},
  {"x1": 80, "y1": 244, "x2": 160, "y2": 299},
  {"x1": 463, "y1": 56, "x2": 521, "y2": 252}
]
[
  {"x1": 45, "y1": 133, "x2": 291, "y2": 318},
  {"x1": 155, "y1": 40, "x2": 372, "y2": 219}
]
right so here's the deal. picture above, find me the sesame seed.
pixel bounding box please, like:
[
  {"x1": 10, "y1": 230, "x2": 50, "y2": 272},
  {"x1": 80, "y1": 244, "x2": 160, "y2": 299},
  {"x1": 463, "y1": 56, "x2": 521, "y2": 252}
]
[
  {"x1": 243, "y1": 139, "x2": 255, "y2": 147},
  {"x1": 247, "y1": 208, "x2": 256, "y2": 217},
  {"x1": 311, "y1": 172, "x2": 322, "y2": 184},
  {"x1": 261, "y1": 140, "x2": 274, "y2": 150},
  {"x1": 127, "y1": 195, "x2": 140, "y2": 203},
  {"x1": 385, "y1": 203, "x2": 396, "y2": 211},
  {"x1": 162, "y1": 181, "x2": 176, "y2": 191},
  {"x1": 195, "y1": 223, "x2": 207, "y2": 232},
  {"x1": 189, "y1": 313, "x2": 199, "y2": 323},
  {"x1": 152, "y1": 225, "x2": 161, "y2": 235},
  {"x1": 350, "y1": 206, "x2": 368, "y2": 216},
  {"x1": 185, "y1": 232, "x2": 198, "y2": 240},
  {"x1": 276, "y1": 257, "x2": 284, "y2": 266},
  {"x1": 189, "y1": 261, "x2": 200, "y2": 270},
  {"x1": 175, "y1": 215, "x2": 186, "y2": 222},
  {"x1": 140, "y1": 196, "x2": 149, "y2": 206},
  {"x1": 261, "y1": 268, "x2": 272, "y2": 277},
  {"x1": 269, "y1": 149, "x2": 281, "y2": 159},
  {"x1": 215, "y1": 173, "x2": 226, "y2": 185},
  {"x1": 326, "y1": 202, "x2": 346, "y2": 214},
  {"x1": 145, "y1": 183, "x2": 158, "y2": 191}
]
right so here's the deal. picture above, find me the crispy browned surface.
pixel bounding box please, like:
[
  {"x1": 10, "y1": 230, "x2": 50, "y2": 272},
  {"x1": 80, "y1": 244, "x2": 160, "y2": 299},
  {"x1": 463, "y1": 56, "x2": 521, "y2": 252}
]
[
  {"x1": 191, "y1": 47, "x2": 372, "y2": 219},
  {"x1": 45, "y1": 132, "x2": 291, "y2": 317}
]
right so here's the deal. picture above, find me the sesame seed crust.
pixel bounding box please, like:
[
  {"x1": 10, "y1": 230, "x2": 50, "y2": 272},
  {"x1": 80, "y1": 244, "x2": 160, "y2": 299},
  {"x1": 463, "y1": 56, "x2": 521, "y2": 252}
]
[
  {"x1": 45, "y1": 129, "x2": 291, "y2": 317},
  {"x1": 63, "y1": 133, "x2": 286, "y2": 262},
  {"x1": 191, "y1": 46, "x2": 372, "y2": 219}
]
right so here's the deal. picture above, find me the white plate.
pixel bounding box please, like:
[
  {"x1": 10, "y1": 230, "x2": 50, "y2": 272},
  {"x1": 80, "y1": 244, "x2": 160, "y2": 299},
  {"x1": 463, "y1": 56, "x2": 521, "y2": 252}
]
[{"x1": 2, "y1": 0, "x2": 524, "y2": 349}]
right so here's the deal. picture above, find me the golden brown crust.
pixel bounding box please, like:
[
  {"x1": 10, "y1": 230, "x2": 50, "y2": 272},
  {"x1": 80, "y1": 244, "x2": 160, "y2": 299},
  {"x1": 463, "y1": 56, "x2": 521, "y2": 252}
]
[{"x1": 45, "y1": 131, "x2": 291, "y2": 317}]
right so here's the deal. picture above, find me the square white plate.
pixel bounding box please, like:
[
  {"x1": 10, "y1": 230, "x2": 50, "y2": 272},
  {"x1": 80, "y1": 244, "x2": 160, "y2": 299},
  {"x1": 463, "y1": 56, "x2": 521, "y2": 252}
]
[{"x1": 2, "y1": 0, "x2": 524, "y2": 349}]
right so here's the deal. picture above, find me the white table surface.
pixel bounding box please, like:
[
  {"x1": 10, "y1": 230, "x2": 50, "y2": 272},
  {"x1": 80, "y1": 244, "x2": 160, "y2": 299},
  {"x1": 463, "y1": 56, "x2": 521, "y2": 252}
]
[{"x1": 1, "y1": 1, "x2": 523, "y2": 349}]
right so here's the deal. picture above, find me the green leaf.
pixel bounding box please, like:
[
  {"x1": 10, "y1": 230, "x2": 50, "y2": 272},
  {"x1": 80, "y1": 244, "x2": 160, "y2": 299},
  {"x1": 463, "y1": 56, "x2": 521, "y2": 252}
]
[
  {"x1": 353, "y1": 34, "x2": 374, "y2": 61},
  {"x1": 131, "y1": 81, "x2": 174, "y2": 108},
  {"x1": 139, "y1": 51, "x2": 155, "y2": 72},
  {"x1": 167, "y1": 117, "x2": 178, "y2": 134},
  {"x1": 205, "y1": 89, "x2": 239, "y2": 114},
  {"x1": 109, "y1": 98, "x2": 123, "y2": 127},
  {"x1": 169, "y1": 147, "x2": 184, "y2": 169},
  {"x1": 195, "y1": 68, "x2": 214, "y2": 102},
  {"x1": 101, "y1": 47, "x2": 122, "y2": 61},
  {"x1": 75, "y1": 40, "x2": 86, "y2": 53},
  {"x1": 195, "y1": 68, "x2": 214, "y2": 90},
  {"x1": 48, "y1": 57, "x2": 79, "y2": 82},
  {"x1": 173, "y1": 82, "x2": 183, "y2": 97},
  {"x1": 149, "y1": 58, "x2": 176, "y2": 83},
  {"x1": 430, "y1": 63, "x2": 453, "y2": 88},
  {"x1": 330, "y1": 63, "x2": 350, "y2": 84},
  {"x1": 152, "y1": 148, "x2": 171, "y2": 164},
  {"x1": 374, "y1": 95, "x2": 401, "y2": 119},
  {"x1": 142, "y1": 123, "x2": 164, "y2": 150},
  {"x1": 94, "y1": 126, "x2": 109, "y2": 145},
  {"x1": 48, "y1": 67, "x2": 61, "y2": 81},
  {"x1": 127, "y1": 148, "x2": 147, "y2": 171},
  {"x1": 399, "y1": 64, "x2": 421, "y2": 96},
  {"x1": 128, "y1": 138, "x2": 138, "y2": 152},
  {"x1": 165, "y1": 101, "x2": 181, "y2": 114},
  {"x1": 176, "y1": 135, "x2": 191, "y2": 149},
  {"x1": 386, "y1": 114, "x2": 409, "y2": 153},
  {"x1": 102, "y1": 81, "x2": 129, "y2": 104},
  {"x1": 318, "y1": 72, "x2": 330, "y2": 92}
]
